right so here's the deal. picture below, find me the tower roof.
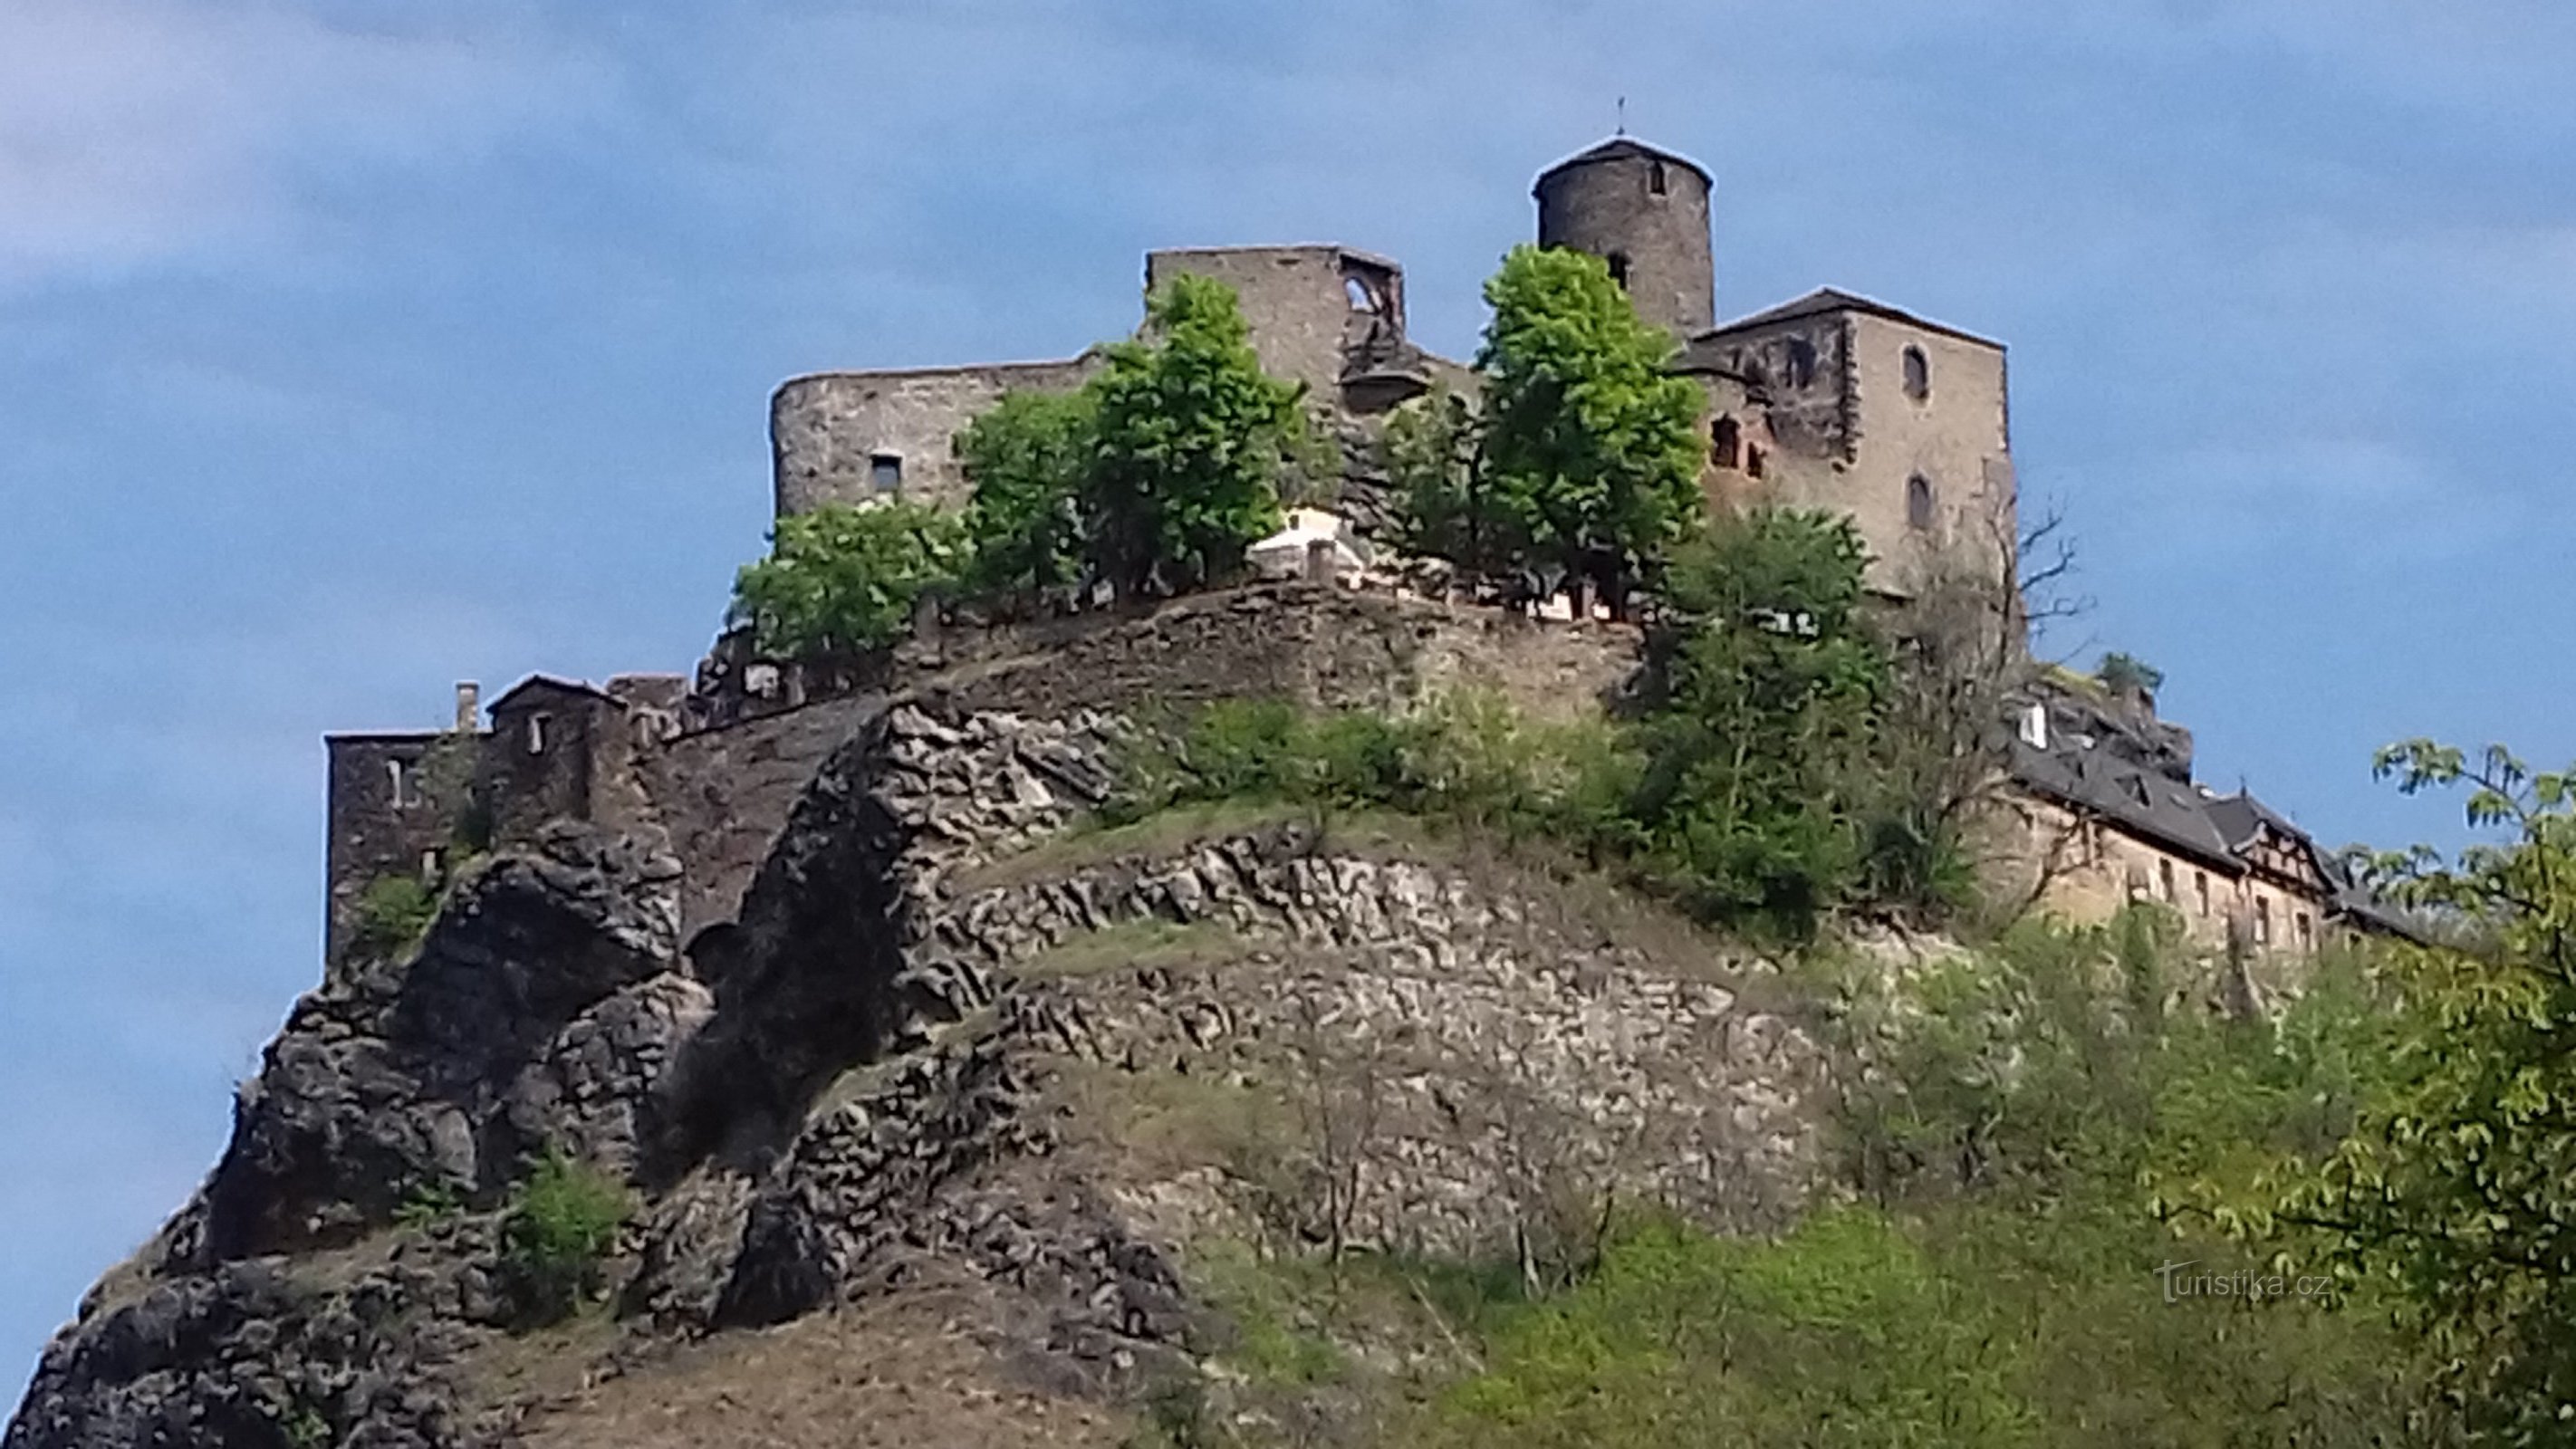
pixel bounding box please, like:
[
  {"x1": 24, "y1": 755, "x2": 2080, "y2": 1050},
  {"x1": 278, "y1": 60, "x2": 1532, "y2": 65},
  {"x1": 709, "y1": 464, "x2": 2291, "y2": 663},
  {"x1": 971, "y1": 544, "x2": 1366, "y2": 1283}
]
[{"x1": 1532, "y1": 135, "x2": 1713, "y2": 194}]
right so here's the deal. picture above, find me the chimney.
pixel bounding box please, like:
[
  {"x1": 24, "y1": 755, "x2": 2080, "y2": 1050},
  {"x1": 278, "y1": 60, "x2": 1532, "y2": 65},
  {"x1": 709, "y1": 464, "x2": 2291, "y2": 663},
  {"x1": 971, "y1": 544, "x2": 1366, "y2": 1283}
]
[{"x1": 454, "y1": 681, "x2": 480, "y2": 731}]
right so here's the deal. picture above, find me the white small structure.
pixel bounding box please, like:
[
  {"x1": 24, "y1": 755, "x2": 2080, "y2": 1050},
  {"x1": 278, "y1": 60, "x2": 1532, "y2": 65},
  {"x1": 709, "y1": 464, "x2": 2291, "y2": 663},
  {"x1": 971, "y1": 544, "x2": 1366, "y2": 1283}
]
[{"x1": 1247, "y1": 506, "x2": 1369, "y2": 583}]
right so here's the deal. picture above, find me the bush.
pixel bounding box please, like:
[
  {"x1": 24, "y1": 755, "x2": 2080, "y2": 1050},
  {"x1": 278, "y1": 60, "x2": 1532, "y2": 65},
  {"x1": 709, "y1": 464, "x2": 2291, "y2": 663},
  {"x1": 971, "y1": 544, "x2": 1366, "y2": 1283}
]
[
  {"x1": 351, "y1": 874, "x2": 437, "y2": 959},
  {"x1": 728, "y1": 499, "x2": 966, "y2": 658},
  {"x1": 499, "y1": 1147, "x2": 629, "y2": 1325}
]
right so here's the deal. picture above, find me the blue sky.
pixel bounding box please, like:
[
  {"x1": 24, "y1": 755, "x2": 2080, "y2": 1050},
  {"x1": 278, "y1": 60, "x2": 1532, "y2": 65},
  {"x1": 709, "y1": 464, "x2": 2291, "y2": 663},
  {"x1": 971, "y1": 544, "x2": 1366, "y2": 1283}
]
[{"x1": 5, "y1": 0, "x2": 2572, "y2": 1397}]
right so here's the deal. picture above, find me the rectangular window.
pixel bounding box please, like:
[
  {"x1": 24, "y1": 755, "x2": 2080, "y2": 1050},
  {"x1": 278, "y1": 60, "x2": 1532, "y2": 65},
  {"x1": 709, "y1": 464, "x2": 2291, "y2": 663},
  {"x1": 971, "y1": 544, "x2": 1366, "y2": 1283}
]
[
  {"x1": 870, "y1": 453, "x2": 903, "y2": 493},
  {"x1": 2195, "y1": 872, "x2": 2209, "y2": 916},
  {"x1": 2254, "y1": 897, "x2": 2272, "y2": 945},
  {"x1": 2297, "y1": 912, "x2": 2313, "y2": 949},
  {"x1": 2158, "y1": 859, "x2": 2176, "y2": 904},
  {"x1": 527, "y1": 713, "x2": 550, "y2": 754}
]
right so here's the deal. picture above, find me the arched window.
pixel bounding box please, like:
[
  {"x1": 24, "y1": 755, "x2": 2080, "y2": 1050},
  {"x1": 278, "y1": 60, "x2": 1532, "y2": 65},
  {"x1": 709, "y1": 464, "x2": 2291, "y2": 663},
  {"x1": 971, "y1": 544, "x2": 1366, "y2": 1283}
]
[
  {"x1": 1902, "y1": 345, "x2": 1930, "y2": 399},
  {"x1": 1649, "y1": 160, "x2": 1668, "y2": 197},
  {"x1": 1343, "y1": 275, "x2": 1379, "y2": 313},
  {"x1": 1710, "y1": 415, "x2": 1741, "y2": 468},
  {"x1": 1785, "y1": 338, "x2": 1818, "y2": 389},
  {"x1": 1605, "y1": 252, "x2": 1631, "y2": 289},
  {"x1": 1906, "y1": 474, "x2": 1936, "y2": 530}
]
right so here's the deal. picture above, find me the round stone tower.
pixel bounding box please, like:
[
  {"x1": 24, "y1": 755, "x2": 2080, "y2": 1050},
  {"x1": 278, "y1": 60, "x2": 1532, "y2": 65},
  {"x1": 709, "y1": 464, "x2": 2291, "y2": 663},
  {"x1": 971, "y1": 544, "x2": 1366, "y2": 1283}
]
[{"x1": 1533, "y1": 137, "x2": 1716, "y2": 337}]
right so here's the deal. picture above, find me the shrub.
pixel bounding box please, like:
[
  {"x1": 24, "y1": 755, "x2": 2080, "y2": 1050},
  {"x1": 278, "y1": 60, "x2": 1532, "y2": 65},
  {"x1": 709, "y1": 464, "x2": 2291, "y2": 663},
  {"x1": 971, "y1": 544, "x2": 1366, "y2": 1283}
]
[
  {"x1": 351, "y1": 874, "x2": 437, "y2": 958},
  {"x1": 728, "y1": 499, "x2": 966, "y2": 658},
  {"x1": 499, "y1": 1147, "x2": 629, "y2": 1325}
]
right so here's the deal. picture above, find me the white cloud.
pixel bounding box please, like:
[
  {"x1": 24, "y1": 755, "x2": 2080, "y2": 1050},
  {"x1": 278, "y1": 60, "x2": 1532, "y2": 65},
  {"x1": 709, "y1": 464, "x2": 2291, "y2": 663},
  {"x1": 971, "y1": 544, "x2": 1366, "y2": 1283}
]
[{"x1": 0, "y1": 1, "x2": 610, "y2": 287}]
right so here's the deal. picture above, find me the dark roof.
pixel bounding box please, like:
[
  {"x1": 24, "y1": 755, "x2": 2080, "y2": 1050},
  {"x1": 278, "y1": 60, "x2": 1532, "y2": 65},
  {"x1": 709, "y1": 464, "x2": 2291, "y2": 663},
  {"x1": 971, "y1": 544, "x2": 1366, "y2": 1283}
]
[
  {"x1": 486, "y1": 673, "x2": 620, "y2": 714},
  {"x1": 1533, "y1": 135, "x2": 1713, "y2": 191},
  {"x1": 2203, "y1": 792, "x2": 2302, "y2": 853},
  {"x1": 2009, "y1": 736, "x2": 2244, "y2": 875},
  {"x1": 1698, "y1": 286, "x2": 2004, "y2": 351}
]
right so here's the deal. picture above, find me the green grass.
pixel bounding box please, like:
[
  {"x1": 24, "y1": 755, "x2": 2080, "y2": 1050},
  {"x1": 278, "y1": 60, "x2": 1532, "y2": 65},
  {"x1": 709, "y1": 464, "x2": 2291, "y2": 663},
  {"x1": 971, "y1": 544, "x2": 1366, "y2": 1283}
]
[{"x1": 1013, "y1": 919, "x2": 1248, "y2": 982}]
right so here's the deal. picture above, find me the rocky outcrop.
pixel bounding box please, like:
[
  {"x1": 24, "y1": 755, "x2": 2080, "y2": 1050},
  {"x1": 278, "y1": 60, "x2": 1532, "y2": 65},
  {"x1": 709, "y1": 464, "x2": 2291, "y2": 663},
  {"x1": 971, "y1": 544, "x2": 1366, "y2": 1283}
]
[{"x1": 9, "y1": 664, "x2": 1825, "y2": 1449}]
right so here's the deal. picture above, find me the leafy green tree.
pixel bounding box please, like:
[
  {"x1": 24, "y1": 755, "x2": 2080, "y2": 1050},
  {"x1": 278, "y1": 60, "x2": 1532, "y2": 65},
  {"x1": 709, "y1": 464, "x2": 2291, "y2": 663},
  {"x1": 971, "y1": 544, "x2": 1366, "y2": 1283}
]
[
  {"x1": 1083, "y1": 273, "x2": 1308, "y2": 598},
  {"x1": 1466, "y1": 243, "x2": 1706, "y2": 614},
  {"x1": 1385, "y1": 384, "x2": 1527, "y2": 585},
  {"x1": 728, "y1": 499, "x2": 966, "y2": 657},
  {"x1": 2232, "y1": 742, "x2": 2576, "y2": 1444},
  {"x1": 1623, "y1": 508, "x2": 1887, "y2": 935},
  {"x1": 956, "y1": 389, "x2": 1096, "y2": 610}
]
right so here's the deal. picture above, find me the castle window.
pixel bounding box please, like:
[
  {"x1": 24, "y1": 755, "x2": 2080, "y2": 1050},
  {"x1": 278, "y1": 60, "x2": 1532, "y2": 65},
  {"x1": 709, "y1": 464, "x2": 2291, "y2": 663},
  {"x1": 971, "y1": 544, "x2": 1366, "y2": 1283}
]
[
  {"x1": 527, "y1": 712, "x2": 551, "y2": 755},
  {"x1": 387, "y1": 758, "x2": 416, "y2": 809},
  {"x1": 1745, "y1": 444, "x2": 1766, "y2": 479},
  {"x1": 1344, "y1": 275, "x2": 1380, "y2": 313},
  {"x1": 2196, "y1": 871, "x2": 2210, "y2": 916},
  {"x1": 1902, "y1": 345, "x2": 1930, "y2": 400},
  {"x1": 2255, "y1": 896, "x2": 2273, "y2": 945},
  {"x1": 1649, "y1": 160, "x2": 1668, "y2": 197},
  {"x1": 1785, "y1": 338, "x2": 1818, "y2": 389},
  {"x1": 1710, "y1": 415, "x2": 1741, "y2": 468},
  {"x1": 2296, "y1": 911, "x2": 2314, "y2": 949},
  {"x1": 1606, "y1": 252, "x2": 1630, "y2": 289},
  {"x1": 870, "y1": 453, "x2": 903, "y2": 494},
  {"x1": 2158, "y1": 858, "x2": 2176, "y2": 904},
  {"x1": 1907, "y1": 474, "x2": 1936, "y2": 530}
]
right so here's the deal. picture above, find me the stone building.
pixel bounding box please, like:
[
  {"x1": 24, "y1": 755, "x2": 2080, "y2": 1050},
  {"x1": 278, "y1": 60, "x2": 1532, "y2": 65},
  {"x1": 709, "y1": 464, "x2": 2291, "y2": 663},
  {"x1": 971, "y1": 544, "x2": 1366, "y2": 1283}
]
[
  {"x1": 768, "y1": 132, "x2": 2014, "y2": 597},
  {"x1": 1993, "y1": 677, "x2": 2415, "y2": 956}
]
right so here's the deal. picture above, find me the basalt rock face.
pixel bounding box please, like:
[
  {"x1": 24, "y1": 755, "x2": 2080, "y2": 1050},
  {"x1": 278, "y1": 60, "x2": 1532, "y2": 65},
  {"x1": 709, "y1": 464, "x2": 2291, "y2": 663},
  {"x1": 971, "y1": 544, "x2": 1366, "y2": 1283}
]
[{"x1": 9, "y1": 685, "x2": 1829, "y2": 1449}]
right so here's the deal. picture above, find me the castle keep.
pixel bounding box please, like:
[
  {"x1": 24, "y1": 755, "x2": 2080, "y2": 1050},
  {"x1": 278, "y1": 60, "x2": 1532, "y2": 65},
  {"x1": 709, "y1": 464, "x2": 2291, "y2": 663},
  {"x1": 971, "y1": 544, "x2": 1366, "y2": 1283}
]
[{"x1": 322, "y1": 133, "x2": 2385, "y2": 965}]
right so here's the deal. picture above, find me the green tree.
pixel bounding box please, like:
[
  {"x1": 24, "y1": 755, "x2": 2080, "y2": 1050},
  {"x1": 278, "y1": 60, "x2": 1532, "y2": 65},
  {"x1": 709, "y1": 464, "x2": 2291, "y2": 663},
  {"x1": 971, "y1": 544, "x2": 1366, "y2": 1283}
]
[
  {"x1": 956, "y1": 388, "x2": 1096, "y2": 610},
  {"x1": 1466, "y1": 244, "x2": 1706, "y2": 614},
  {"x1": 1385, "y1": 384, "x2": 1526, "y2": 586},
  {"x1": 728, "y1": 499, "x2": 966, "y2": 657},
  {"x1": 1083, "y1": 274, "x2": 1308, "y2": 598},
  {"x1": 2235, "y1": 742, "x2": 2576, "y2": 1444},
  {"x1": 1625, "y1": 507, "x2": 1887, "y2": 935}
]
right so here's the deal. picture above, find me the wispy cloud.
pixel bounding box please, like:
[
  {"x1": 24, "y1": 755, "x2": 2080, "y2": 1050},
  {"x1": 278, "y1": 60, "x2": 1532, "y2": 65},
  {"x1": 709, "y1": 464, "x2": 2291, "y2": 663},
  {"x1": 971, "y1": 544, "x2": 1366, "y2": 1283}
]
[{"x1": 0, "y1": 1, "x2": 610, "y2": 287}]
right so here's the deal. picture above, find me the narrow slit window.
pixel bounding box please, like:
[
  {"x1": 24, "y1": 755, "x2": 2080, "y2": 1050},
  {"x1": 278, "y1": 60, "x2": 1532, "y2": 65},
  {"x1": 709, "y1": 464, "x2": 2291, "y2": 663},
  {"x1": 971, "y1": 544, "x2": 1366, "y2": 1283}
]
[
  {"x1": 1745, "y1": 444, "x2": 1765, "y2": 479},
  {"x1": 1907, "y1": 474, "x2": 1936, "y2": 530},
  {"x1": 1606, "y1": 252, "x2": 1630, "y2": 289},
  {"x1": 388, "y1": 759, "x2": 415, "y2": 809},
  {"x1": 527, "y1": 713, "x2": 550, "y2": 755},
  {"x1": 1649, "y1": 160, "x2": 1668, "y2": 197},
  {"x1": 1902, "y1": 345, "x2": 1931, "y2": 400}
]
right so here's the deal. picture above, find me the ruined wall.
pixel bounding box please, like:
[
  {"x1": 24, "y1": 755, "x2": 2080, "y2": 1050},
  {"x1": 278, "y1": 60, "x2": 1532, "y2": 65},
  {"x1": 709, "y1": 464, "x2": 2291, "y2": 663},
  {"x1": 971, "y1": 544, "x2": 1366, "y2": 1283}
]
[
  {"x1": 770, "y1": 357, "x2": 1101, "y2": 517},
  {"x1": 1144, "y1": 245, "x2": 1399, "y2": 402},
  {"x1": 644, "y1": 695, "x2": 883, "y2": 945},
  {"x1": 322, "y1": 734, "x2": 465, "y2": 961}
]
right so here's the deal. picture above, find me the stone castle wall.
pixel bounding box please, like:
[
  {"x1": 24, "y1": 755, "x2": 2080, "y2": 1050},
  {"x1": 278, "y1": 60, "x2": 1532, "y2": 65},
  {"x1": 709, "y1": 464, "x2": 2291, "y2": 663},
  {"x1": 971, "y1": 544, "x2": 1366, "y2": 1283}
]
[{"x1": 771, "y1": 357, "x2": 1102, "y2": 515}]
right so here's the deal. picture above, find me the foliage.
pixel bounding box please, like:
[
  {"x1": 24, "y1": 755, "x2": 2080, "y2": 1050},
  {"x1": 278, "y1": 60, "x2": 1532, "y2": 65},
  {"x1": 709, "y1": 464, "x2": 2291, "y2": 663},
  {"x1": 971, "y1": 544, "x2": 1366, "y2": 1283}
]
[
  {"x1": 1083, "y1": 273, "x2": 1309, "y2": 598},
  {"x1": 956, "y1": 388, "x2": 1096, "y2": 607},
  {"x1": 1106, "y1": 690, "x2": 1639, "y2": 857},
  {"x1": 351, "y1": 874, "x2": 437, "y2": 959},
  {"x1": 392, "y1": 1179, "x2": 464, "y2": 1232},
  {"x1": 2095, "y1": 650, "x2": 2166, "y2": 696},
  {"x1": 1390, "y1": 245, "x2": 1705, "y2": 610},
  {"x1": 1623, "y1": 508, "x2": 1888, "y2": 936},
  {"x1": 727, "y1": 499, "x2": 966, "y2": 657},
  {"x1": 499, "y1": 1147, "x2": 630, "y2": 1326},
  {"x1": 2212, "y1": 742, "x2": 2576, "y2": 1444}
]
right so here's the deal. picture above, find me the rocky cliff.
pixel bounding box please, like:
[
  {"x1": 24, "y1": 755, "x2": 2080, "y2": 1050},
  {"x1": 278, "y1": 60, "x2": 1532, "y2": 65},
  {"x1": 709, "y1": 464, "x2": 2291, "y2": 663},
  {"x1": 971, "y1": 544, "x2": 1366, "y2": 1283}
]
[{"x1": 6, "y1": 605, "x2": 1826, "y2": 1449}]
